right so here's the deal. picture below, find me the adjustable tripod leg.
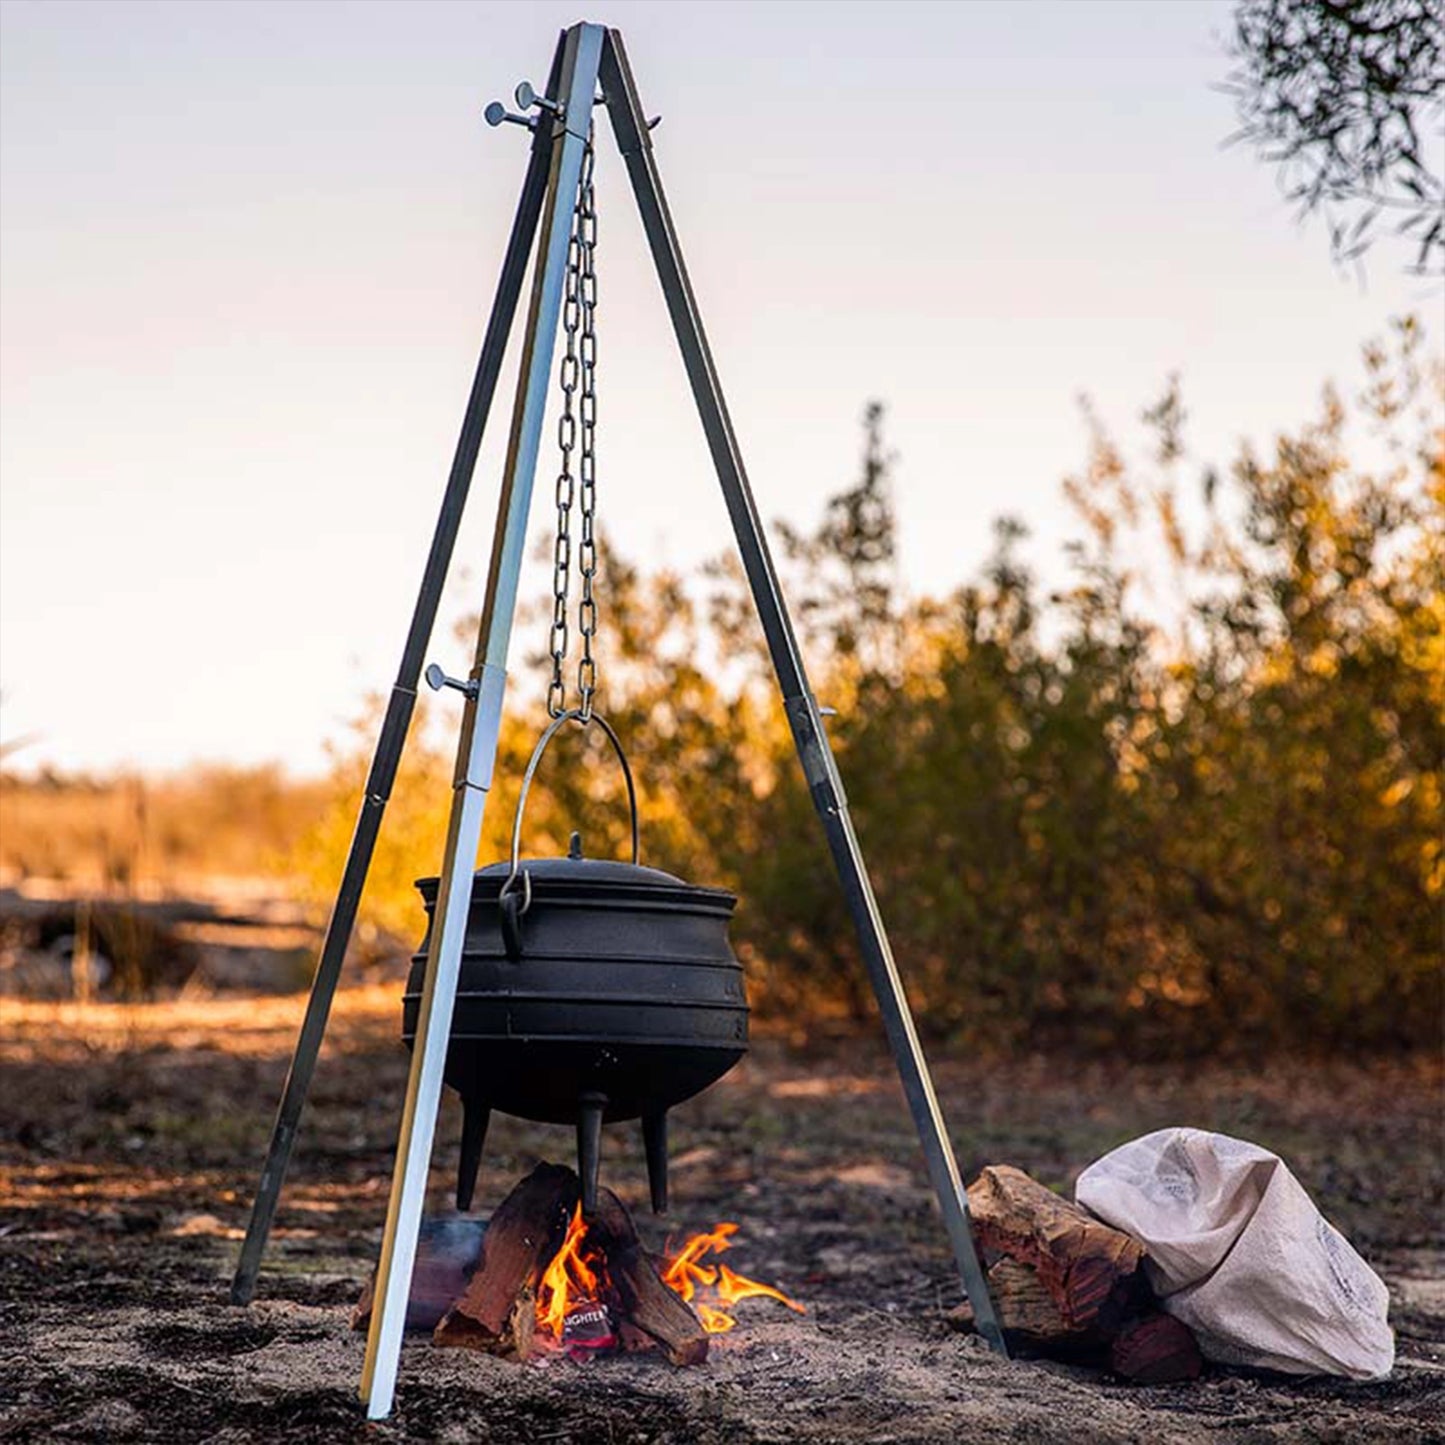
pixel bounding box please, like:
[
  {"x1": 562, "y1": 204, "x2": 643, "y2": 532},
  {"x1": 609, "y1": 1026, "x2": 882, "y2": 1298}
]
[
  {"x1": 598, "y1": 29, "x2": 1007, "y2": 1359},
  {"x1": 359, "y1": 23, "x2": 607, "y2": 1421},
  {"x1": 226, "y1": 42, "x2": 563, "y2": 1311}
]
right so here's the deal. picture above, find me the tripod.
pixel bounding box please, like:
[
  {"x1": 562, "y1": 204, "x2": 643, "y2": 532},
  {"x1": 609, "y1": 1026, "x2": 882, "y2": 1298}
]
[{"x1": 228, "y1": 22, "x2": 1006, "y2": 1419}]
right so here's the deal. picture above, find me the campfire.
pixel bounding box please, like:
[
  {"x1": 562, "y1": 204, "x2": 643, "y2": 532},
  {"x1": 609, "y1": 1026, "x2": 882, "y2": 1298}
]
[
  {"x1": 354, "y1": 1163, "x2": 804, "y2": 1366},
  {"x1": 539, "y1": 1204, "x2": 803, "y2": 1355}
]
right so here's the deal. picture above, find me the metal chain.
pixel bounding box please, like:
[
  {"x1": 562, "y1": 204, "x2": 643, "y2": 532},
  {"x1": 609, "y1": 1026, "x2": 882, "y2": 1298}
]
[
  {"x1": 546, "y1": 135, "x2": 600, "y2": 720},
  {"x1": 575, "y1": 139, "x2": 599, "y2": 721}
]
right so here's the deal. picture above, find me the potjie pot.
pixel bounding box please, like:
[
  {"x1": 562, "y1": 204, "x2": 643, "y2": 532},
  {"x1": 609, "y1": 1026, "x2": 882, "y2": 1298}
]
[{"x1": 403, "y1": 712, "x2": 748, "y2": 1215}]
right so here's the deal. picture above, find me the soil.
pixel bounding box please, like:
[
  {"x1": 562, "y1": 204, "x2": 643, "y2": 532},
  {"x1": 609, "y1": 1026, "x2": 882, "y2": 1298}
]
[{"x1": 1, "y1": 986, "x2": 1441, "y2": 1443}]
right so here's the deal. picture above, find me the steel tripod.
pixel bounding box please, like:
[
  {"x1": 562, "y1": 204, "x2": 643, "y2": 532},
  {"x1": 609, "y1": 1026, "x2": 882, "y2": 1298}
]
[{"x1": 227, "y1": 23, "x2": 1007, "y2": 1419}]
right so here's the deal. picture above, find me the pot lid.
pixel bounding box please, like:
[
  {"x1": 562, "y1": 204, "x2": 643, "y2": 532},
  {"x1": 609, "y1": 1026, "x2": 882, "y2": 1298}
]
[
  {"x1": 475, "y1": 854, "x2": 689, "y2": 888},
  {"x1": 414, "y1": 831, "x2": 736, "y2": 910}
]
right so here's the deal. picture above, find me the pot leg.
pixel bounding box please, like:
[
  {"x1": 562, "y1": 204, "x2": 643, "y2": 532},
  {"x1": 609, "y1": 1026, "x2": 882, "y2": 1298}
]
[
  {"x1": 577, "y1": 1092, "x2": 607, "y2": 1216},
  {"x1": 456, "y1": 1101, "x2": 489, "y2": 1213},
  {"x1": 642, "y1": 1110, "x2": 668, "y2": 1214}
]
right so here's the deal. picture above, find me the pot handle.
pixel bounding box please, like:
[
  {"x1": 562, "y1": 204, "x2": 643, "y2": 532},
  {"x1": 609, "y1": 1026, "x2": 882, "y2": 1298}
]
[{"x1": 498, "y1": 709, "x2": 640, "y2": 960}]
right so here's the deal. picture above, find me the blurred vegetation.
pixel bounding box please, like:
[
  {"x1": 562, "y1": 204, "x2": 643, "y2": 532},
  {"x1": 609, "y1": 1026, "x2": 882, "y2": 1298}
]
[
  {"x1": 0, "y1": 764, "x2": 330, "y2": 892},
  {"x1": 291, "y1": 321, "x2": 1442, "y2": 1057},
  {"x1": 12, "y1": 326, "x2": 1435, "y2": 1055}
]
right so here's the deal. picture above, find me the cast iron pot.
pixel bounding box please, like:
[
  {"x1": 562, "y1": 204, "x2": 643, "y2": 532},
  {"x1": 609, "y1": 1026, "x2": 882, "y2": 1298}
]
[{"x1": 403, "y1": 710, "x2": 748, "y2": 1214}]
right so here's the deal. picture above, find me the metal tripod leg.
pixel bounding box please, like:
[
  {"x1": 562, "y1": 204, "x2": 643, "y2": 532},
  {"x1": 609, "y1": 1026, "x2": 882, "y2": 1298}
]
[
  {"x1": 359, "y1": 23, "x2": 606, "y2": 1421},
  {"x1": 598, "y1": 29, "x2": 1007, "y2": 1359},
  {"x1": 226, "y1": 37, "x2": 567, "y2": 1310}
]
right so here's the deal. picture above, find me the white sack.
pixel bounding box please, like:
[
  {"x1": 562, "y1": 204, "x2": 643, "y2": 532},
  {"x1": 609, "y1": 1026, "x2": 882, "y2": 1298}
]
[{"x1": 1075, "y1": 1128, "x2": 1393, "y2": 1380}]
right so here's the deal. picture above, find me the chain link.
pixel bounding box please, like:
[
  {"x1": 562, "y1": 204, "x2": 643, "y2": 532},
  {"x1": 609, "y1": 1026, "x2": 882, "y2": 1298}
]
[
  {"x1": 547, "y1": 135, "x2": 601, "y2": 720},
  {"x1": 575, "y1": 140, "x2": 599, "y2": 721}
]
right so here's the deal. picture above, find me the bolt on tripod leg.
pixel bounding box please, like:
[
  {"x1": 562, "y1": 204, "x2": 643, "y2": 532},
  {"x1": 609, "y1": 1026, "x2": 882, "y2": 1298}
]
[
  {"x1": 226, "y1": 37, "x2": 564, "y2": 1311},
  {"x1": 598, "y1": 28, "x2": 1007, "y2": 1358}
]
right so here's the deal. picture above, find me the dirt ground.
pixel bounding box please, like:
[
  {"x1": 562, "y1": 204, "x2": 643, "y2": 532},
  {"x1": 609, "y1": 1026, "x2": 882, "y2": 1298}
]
[{"x1": 1, "y1": 986, "x2": 1441, "y2": 1443}]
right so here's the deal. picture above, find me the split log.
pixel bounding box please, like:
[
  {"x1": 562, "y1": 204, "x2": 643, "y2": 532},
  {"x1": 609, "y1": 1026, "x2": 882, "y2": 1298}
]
[
  {"x1": 433, "y1": 1162, "x2": 578, "y2": 1358},
  {"x1": 353, "y1": 1161, "x2": 710, "y2": 1367},
  {"x1": 589, "y1": 1186, "x2": 709, "y2": 1366},
  {"x1": 1109, "y1": 1312, "x2": 1203, "y2": 1384},
  {"x1": 351, "y1": 1216, "x2": 488, "y2": 1334},
  {"x1": 966, "y1": 1165, "x2": 1146, "y2": 1332},
  {"x1": 947, "y1": 1259, "x2": 1105, "y2": 1355}
]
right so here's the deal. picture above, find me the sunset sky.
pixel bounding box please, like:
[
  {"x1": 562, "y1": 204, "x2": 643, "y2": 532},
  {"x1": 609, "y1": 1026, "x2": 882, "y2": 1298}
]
[{"x1": 2, "y1": 0, "x2": 1437, "y2": 774}]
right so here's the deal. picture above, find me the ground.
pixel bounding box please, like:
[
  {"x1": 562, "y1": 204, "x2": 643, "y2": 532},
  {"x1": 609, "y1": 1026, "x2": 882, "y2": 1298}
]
[{"x1": 0, "y1": 986, "x2": 1440, "y2": 1443}]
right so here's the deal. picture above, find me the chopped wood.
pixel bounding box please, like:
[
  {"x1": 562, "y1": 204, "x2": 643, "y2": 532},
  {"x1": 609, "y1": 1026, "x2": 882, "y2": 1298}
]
[
  {"x1": 1110, "y1": 1312, "x2": 1203, "y2": 1384},
  {"x1": 506, "y1": 1285, "x2": 538, "y2": 1363},
  {"x1": 618, "y1": 1320, "x2": 656, "y2": 1354},
  {"x1": 947, "y1": 1259, "x2": 1104, "y2": 1353},
  {"x1": 413, "y1": 1163, "x2": 706, "y2": 1366},
  {"x1": 433, "y1": 1162, "x2": 578, "y2": 1356},
  {"x1": 588, "y1": 1185, "x2": 709, "y2": 1367},
  {"x1": 351, "y1": 1216, "x2": 488, "y2": 1334},
  {"x1": 966, "y1": 1165, "x2": 1146, "y2": 1331}
]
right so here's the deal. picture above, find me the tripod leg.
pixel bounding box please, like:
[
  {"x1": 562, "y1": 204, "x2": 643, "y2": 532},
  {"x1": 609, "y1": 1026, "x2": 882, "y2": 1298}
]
[
  {"x1": 599, "y1": 29, "x2": 1007, "y2": 1360},
  {"x1": 227, "y1": 40, "x2": 566, "y2": 1311},
  {"x1": 359, "y1": 23, "x2": 607, "y2": 1421}
]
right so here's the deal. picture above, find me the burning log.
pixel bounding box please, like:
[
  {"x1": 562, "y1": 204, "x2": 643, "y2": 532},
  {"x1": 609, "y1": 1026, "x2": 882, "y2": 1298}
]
[
  {"x1": 357, "y1": 1162, "x2": 803, "y2": 1367},
  {"x1": 580, "y1": 1186, "x2": 709, "y2": 1365},
  {"x1": 434, "y1": 1162, "x2": 578, "y2": 1357}
]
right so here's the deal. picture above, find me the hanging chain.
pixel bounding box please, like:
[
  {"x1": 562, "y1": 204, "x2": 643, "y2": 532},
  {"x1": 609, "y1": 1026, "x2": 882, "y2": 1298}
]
[
  {"x1": 547, "y1": 134, "x2": 600, "y2": 720},
  {"x1": 575, "y1": 139, "x2": 599, "y2": 722}
]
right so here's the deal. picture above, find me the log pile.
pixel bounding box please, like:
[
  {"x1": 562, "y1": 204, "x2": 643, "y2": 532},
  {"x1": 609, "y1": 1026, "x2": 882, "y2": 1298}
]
[
  {"x1": 948, "y1": 1165, "x2": 1202, "y2": 1383},
  {"x1": 353, "y1": 1162, "x2": 709, "y2": 1365}
]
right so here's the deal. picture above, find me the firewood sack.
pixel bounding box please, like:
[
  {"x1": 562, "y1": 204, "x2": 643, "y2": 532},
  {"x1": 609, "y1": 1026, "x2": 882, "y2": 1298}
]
[{"x1": 1075, "y1": 1128, "x2": 1394, "y2": 1380}]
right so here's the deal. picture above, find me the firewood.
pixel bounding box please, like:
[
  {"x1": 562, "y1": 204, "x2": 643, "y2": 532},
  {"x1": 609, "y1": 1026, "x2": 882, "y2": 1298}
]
[
  {"x1": 507, "y1": 1286, "x2": 537, "y2": 1363},
  {"x1": 618, "y1": 1320, "x2": 656, "y2": 1353},
  {"x1": 966, "y1": 1165, "x2": 1146, "y2": 1331},
  {"x1": 433, "y1": 1162, "x2": 578, "y2": 1355},
  {"x1": 351, "y1": 1215, "x2": 488, "y2": 1334},
  {"x1": 948, "y1": 1259, "x2": 1104, "y2": 1353},
  {"x1": 589, "y1": 1186, "x2": 709, "y2": 1367},
  {"x1": 1109, "y1": 1312, "x2": 1203, "y2": 1384}
]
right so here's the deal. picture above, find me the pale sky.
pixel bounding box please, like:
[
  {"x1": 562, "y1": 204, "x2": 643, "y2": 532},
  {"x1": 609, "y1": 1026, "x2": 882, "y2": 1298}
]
[{"x1": 2, "y1": 0, "x2": 1438, "y2": 775}]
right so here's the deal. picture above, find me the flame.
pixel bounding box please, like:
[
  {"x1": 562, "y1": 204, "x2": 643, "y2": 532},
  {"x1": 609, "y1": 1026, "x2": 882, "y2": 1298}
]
[
  {"x1": 715, "y1": 1261, "x2": 807, "y2": 1315},
  {"x1": 533, "y1": 1206, "x2": 804, "y2": 1346},
  {"x1": 696, "y1": 1303, "x2": 736, "y2": 1334},
  {"x1": 662, "y1": 1220, "x2": 805, "y2": 1334},
  {"x1": 536, "y1": 1201, "x2": 607, "y2": 1339},
  {"x1": 661, "y1": 1221, "x2": 735, "y2": 1300}
]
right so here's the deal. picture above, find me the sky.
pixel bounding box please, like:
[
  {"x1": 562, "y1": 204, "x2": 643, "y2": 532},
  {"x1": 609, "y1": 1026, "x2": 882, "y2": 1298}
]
[{"x1": 1, "y1": 0, "x2": 1438, "y2": 776}]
